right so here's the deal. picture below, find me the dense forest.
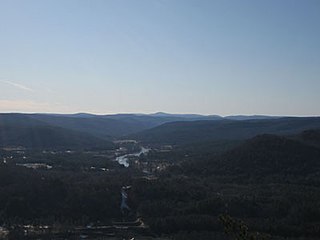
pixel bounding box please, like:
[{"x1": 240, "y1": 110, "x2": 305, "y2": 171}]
[{"x1": 1, "y1": 115, "x2": 320, "y2": 239}]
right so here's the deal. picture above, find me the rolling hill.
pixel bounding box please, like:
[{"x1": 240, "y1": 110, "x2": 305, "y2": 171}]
[
  {"x1": 218, "y1": 133, "x2": 320, "y2": 175},
  {"x1": 0, "y1": 113, "x2": 224, "y2": 139},
  {"x1": 27, "y1": 114, "x2": 149, "y2": 139},
  {"x1": 0, "y1": 114, "x2": 114, "y2": 150},
  {"x1": 131, "y1": 117, "x2": 320, "y2": 145},
  {"x1": 2, "y1": 113, "x2": 319, "y2": 150},
  {"x1": 183, "y1": 129, "x2": 320, "y2": 180},
  {"x1": 0, "y1": 113, "x2": 284, "y2": 140},
  {"x1": 0, "y1": 125, "x2": 114, "y2": 150}
]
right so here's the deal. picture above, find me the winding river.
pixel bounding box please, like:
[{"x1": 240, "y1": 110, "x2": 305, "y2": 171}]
[{"x1": 116, "y1": 147, "x2": 150, "y2": 167}]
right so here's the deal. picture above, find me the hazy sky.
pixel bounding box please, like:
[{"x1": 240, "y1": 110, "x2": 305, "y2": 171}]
[{"x1": 1, "y1": 0, "x2": 319, "y2": 115}]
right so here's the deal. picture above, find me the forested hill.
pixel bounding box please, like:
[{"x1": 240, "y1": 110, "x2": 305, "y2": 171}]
[
  {"x1": 0, "y1": 114, "x2": 114, "y2": 150},
  {"x1": 131, "y1": 117, "x2": 320, "y2": 145},
  {"x1": 0, "y1": 125, "x2": 115, "y2": 150},
  {"x1": 182, "y1": 129, "x2": 320, "y2": 182}
]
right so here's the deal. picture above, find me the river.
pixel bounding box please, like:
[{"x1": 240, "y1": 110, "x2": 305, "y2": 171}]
[{"x1": 116, "y1": 146, "x2": 150, "y2": 167}]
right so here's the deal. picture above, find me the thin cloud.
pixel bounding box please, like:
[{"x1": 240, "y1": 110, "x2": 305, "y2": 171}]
[
  {"x1": 0, "y1": 79, "x2": 34, "y2": 92},
  {"x1": 0, "y1": 100, "x2": 70, "y2": 113}
]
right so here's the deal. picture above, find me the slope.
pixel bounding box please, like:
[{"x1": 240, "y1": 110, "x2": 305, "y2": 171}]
[
  {"x1": 182, "y1": 130, "x2": 320, "y2": 181},
  {"x1": 0, "y1": 114, "x2": 114, "y2": 150},
  {"x1": 132, "y1": 117, "x2": 320, "y2": 145}
]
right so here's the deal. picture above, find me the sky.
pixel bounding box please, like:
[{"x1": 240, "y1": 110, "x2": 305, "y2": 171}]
[{"x1": 0, "y1": 0, "x2": 319, "y2": 116}]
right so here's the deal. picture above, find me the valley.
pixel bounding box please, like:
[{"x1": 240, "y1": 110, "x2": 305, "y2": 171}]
[{"x1": 0, "y1": 113, "x2": 320, "y2": 239}]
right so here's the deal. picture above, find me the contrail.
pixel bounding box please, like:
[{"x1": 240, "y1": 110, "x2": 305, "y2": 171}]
[{"x1": 0, "y1": 79, "x2": 34, "y2": 92}]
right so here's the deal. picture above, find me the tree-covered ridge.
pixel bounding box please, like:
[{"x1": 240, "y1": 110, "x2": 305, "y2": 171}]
[
  {"x1": 182, "y1": 130, "x2": 320, "y2": 181},
  {"x1": 132, "y1": 117, "x2": 320, "y2": 145},
  {"x1": 0, "y1": 125, "x2": 114, "y2": 150}
]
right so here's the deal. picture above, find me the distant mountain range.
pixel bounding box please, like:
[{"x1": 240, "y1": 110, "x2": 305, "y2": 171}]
[
  {"x1": 0, "y1": 112, "x2": 281, "y2": 139},
  {"x1": 0, "y1": 112, "x2": 319, "y2": 149}
]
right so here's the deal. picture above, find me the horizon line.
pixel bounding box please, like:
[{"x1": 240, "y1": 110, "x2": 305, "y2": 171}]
[{"x1": 0, "y1": 111, "x2": 319, "y2": 118}]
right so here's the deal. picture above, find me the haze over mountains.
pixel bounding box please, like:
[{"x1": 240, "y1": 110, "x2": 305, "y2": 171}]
[{"x1": 0, "y1": 112, "x2": 319, "y2": 150}]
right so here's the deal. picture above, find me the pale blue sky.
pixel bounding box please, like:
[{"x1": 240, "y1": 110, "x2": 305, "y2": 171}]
[{"x1": 0, "y1": 0, "x2": 319, "y2": 115}]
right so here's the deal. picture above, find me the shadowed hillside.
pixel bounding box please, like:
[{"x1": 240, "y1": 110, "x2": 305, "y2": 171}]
[
  {"x1": 182, "y1": 130, "x2": 320, "y2": 182},
  {"x1": 0, "y1": 114, "x2": 114, "y2": 150},
  {"x1": 132, "y1": 117, "x2": 320, "y2": 145},
  {"x1": 0, "y1": 125, "x2": 114, "y2": 150}
]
